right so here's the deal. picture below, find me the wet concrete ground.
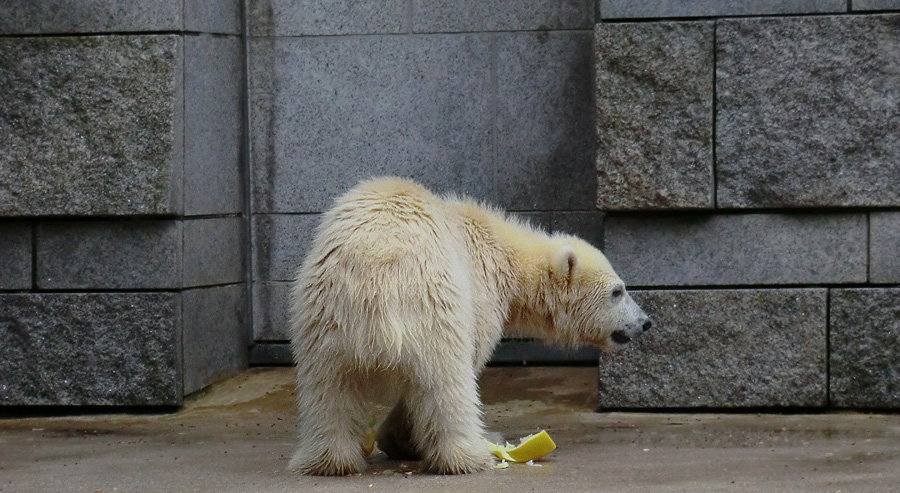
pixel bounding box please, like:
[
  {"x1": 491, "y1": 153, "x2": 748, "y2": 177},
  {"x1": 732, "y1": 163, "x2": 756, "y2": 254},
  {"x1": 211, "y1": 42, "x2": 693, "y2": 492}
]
[{"x1": 1, "y1": 367, "x2": 899, "y2": 492}]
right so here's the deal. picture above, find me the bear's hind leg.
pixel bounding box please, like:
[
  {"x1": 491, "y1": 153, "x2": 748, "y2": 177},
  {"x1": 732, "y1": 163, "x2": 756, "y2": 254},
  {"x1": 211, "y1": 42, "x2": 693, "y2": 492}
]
[{"x1": 288, "y1": 362, "x2": 369, "y2": 476}]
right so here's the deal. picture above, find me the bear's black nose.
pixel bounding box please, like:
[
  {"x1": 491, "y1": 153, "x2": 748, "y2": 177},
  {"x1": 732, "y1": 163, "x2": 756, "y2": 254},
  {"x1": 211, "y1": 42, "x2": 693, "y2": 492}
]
[{"x1": 642, "y1": 319, "x2": 652, "y2": 332}]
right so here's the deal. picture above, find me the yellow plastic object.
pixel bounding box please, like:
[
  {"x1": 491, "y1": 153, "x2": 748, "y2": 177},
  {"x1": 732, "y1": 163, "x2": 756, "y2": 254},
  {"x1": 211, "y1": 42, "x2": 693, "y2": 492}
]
[
  {"x1": 487, "y1": 430, "x2": 556, "y2": 463},
  {"x1": 362, "y1": 428, "x2": 376, "y2": 456}
]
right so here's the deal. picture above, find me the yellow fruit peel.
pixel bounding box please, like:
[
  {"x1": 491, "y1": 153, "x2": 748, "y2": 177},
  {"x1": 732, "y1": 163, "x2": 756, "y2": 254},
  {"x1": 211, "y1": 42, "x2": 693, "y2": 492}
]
[
  {"x1": 362, "y1": 428, "x2": 376, "y2": 456},
  {"x1": 487, "y1": 430, "x2": 556, "y2": 463}
]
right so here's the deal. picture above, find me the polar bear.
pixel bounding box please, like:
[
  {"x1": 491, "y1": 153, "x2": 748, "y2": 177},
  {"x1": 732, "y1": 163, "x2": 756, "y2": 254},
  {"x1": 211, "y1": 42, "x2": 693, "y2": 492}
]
[{"x1": 287, "y1": 177, "x2": 651, "y2": 476}]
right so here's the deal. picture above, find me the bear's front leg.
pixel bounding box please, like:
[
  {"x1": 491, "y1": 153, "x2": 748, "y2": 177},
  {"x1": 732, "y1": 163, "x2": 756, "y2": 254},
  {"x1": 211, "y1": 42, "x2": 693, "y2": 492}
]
[{"x1": 405, "y1": 354, "x2": 495, "y2": 474}]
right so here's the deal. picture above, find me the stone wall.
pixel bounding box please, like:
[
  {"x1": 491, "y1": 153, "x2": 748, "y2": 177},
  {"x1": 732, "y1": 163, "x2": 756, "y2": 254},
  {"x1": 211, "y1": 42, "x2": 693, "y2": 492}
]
[
  {"x1": 595, "y1": 2, "x2": 900, "y2": 409},
  {"x1": 0, "y1": 1, "x2": 247, "y2": 406},
  {"x1": 247, "y1": 0, "x2": 603, "y2": 364}
]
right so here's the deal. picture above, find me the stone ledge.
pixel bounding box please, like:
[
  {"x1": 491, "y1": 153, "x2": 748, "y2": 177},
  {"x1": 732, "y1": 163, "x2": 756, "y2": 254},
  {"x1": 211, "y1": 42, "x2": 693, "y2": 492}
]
[
  {"x1": 598, "y1": 0, "x2": 846, "y2": 19},
  {"x1": 0, "y1": 223, "x2": 31, "y2": 289},
  {"x1": 598, "y1": 289, "x2": 828, "y2": 409}
]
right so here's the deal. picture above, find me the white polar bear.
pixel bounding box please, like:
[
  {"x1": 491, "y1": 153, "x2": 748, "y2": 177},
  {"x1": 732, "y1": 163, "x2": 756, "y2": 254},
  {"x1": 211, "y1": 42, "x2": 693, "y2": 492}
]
[{"x1": 287, "y1": 177, "x2": 651, "y2": 475}]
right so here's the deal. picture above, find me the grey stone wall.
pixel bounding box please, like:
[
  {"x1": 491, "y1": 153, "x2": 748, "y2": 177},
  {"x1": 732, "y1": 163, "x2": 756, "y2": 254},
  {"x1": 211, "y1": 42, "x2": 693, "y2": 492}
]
[
  {"x1": 247, "y1": 0, "x2": 601, "y2": 361},
  {"x1": 595, "y1": 4, "x2": 900, "y2": 409},
  {"x1": 0, "y1": 1, "x2": 247, "y2": 406}
]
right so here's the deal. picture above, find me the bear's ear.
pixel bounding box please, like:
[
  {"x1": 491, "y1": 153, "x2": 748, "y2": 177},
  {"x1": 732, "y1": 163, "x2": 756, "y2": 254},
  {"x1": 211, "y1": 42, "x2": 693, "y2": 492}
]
[{"x1": 550, "y1": 245, "x2": 579, "y2": 284}]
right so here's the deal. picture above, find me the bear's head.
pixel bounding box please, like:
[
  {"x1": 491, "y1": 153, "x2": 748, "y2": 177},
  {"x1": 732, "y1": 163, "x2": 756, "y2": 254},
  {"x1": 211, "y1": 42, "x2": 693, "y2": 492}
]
[{"x1": 540, "y1": 236, "x2": 651, "y2": 351}]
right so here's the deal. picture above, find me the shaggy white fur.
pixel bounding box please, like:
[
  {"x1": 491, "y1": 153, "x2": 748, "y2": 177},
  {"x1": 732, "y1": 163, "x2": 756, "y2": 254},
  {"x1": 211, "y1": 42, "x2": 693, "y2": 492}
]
[{"x1": 287, "y1": 177, "x2": 649, "y2": 475}]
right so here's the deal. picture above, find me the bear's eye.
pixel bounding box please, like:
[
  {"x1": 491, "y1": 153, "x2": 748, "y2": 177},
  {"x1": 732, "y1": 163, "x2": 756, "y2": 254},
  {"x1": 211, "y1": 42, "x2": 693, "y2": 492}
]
[{"x1": 611, "y1": 287, "x2": 624, "y2": 299}]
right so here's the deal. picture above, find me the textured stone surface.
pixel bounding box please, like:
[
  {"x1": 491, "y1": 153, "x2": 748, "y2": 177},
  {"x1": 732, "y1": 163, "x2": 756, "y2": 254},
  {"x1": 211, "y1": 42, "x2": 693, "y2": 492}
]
[
  {"x1": 248, "y1": 0, "x2": 406, "y2": 35},
  {"x1": 183, "y1": 218, "x2": 245, "y2": 288},
  {"x1": 186, "y1": 0, "x2": 242, "y2": 34},
  {"x1": 184, "y1": 35, "x2": 243, "y2": 216},
  {"x1": 0, "y1": 293, "x2": 181, "y2": 406},
  {"x1": 853, "y1": 0, "x2": 900, "y2": 10},
  {"x1": 871, "y1": 213, "x2": 900, "y2": 283},
  {"x1": 0, "y1": 36, "x2": 183, "y2": 216},
  {"x1": 497, "y1": 32, "x2": 595, "y2": 211},
  {"x1": 182, "y1": 285, "x2": 248, "y2": 395},
  {"x1": 36, "y1": 221, "x2": 181, "y2": 290},
  {"x1": 251, "y1": 35, "x2": 492, "y2": 213},
  {"x1": 604, "y1": 214, "x2": 866, "y2": 286},
  {"x1": 414, "y1": 0, "x2": 592, "y2": 32},
  {"x1": 595, "y1": 22, "x2": 714, "y2": 210},
  {"x1": 0, "y1": 0, "x2": 180, "y2": 34},
  {"x1": 253, "y1": 281, "x2": 292, "y2": 341},
  {"x1": 598, "y1": 289, "x2": 828, "y2": 409},
  {"x1": 830, "y1": 289, "x2": 900, "y2": 408},
  {"x1": 512, "y1": 212, "x2": 552, "y2": 233},
  {"x1": 599, "y1": 0, "x2": 846, "y2": 18},
  {"x1": 0, "y1": 223, "x2": 31, "y2": 289},
  {"x1": 717, "y1": 15, "x2": 900, "y2": 208},
  {"x1": 551, "y1": 212, "x2": 605, "y2": 249},
  {"x1": 253, "y1": 214, "x2": 319, "y2": 281}
]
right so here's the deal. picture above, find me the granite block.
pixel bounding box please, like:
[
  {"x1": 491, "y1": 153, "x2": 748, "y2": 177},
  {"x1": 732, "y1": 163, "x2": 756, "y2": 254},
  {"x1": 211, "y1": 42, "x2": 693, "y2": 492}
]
[
  {"x1": 182, "y1": 285, "x2": 248, "y2": 395},
  {"x1": 0, "y1": 36, "x2": 183, "y2": 216},
  {"x1": 830, "y1": 288, "x2": 900, "y2": 408},
  {"x1": 183, "y1": 217, "x2": 245, "y2": 288},
  {"x1": 497, "y1": 32, "x2": 595, "y2": 211},
  {"x1": 0, "y1": 223, "x2": 32, "y2": 290},
  {"x1": 253, "y1": 214, "x2": 319, "y2": 281},
  {"x1": 717, "y1": 15, "x2": 900, "y2": 208},
  {"x1": 551, "y1": 212, "x2": 605, "y2": 249},
  {"x1": 604, "y1": 214, "x2": 866, "y2": 286},
  {"x1": 185, "y1": 0, "x2": 242, "y2": 34},
  {"x1": 871, "y1": 213, "x2": 900, "y2": 283},
  {"x1": 0, "y1": 293, "x2": 182, "y2": 406},
  {"x1": 184, "y1": 35, "x2": 243, "y2": 216},
  {"x1": 252, "y1": 281, "x2": 292, "y2": 341},
  {"x1": 36, "y1": 221, "x2": 181, "y2": 290},
  {"x1": 598, "y1": 289, "x2": 828, "y2": 409},
  {"x1": 599, "y1": 0, "x2": 846, "y2": 18},
  {"x1": 595, "y1": 22, "x2": 714, "y2": 210},
  {"x1": 413, "y1": 0, "x2": 593, "y2": 32},
  {"x1": 248, "y1": 0, "x2": 406, "y2": 36},
  {"x1": 0, "y1": 0, "x2": 180, "y2": 34},
  {"x1": 853, "y1": 0, "x2": 900, "y2": 10},
  {"x1": 251, "y1": 35, "x2": 493, "y2": 213}
]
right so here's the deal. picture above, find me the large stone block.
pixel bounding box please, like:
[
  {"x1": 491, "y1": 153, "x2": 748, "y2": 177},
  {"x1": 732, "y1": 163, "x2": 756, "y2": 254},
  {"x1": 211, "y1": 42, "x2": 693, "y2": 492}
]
[
  {"x1": 183, "y1": 217, "x2": 245, "y2": 288},
  {"x1": 604, "y1": 214, "x2": 866, "y2": 286},
  {"x1": 871, "y1": 212, "x2": 900, "y2": 283},
  {"x1": 598, "y1": 289, "x2": 828, "y2": 409},
  {"x1": 182, "y1": 285, "x2": 248, "y2": 395},
  {"x1": 0, "y1": 1, "x2": 180, "y2": 34},
  {"x1": 853, "y1": 0, "x2": 900, "y2": 10},
  {"x1": 497, "y1": 32, "x2": 595, "y2": 210},
  {"x1": 413, "y1": 0, "x2": 593, "y2": 32},
  {"x1": 0, "y1": 223, "x2": 31, "y2": 289},
  {"x1": 184, "y1": 35, "x2": 243, "y2": 216},
  {"x1": 36, "y1": 221, "x2": 181, "y2": 290},
  {"x1": 595, "y1": 22, "x2": 714, "y2": 210},
  {"x1": 185, "y1": 0, "x2": 242, "y2": 34},
  {"x1": 0, "y1": 36, "x2": 183, "y2": 216},
  {"x1": 716, "y1": 15, "x2": 900, "y2": 208},
  {"x1": 248, "y1": 0, "x2": 406, "y2": 36},
  {"x1": 830, "y1": 288, "x2": 900, "y2": 408},
  {"x1": 251, "y1": 35, "x2": 493, "y2": 213},
  {"x1": 253, "y1": 281, "x2": 292, "y2": 341},
  {"x1": 599, "y1": 0, "x2": 846, "y2": 18},
  {"x1": 551, "y1": 211, "x2": 604, "y2": 249},
  {"x1": 0, "y1": 293, "x2": 181, "y2": 406},
  {"x1": 253, "y1": 214, "x2": 319, "y2": 281}
]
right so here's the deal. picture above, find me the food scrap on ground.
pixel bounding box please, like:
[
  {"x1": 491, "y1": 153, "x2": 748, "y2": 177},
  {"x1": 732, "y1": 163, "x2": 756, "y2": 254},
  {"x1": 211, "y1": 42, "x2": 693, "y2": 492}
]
[{"x1": 487, "y1": 430, "x2": 557, "y2": 464}]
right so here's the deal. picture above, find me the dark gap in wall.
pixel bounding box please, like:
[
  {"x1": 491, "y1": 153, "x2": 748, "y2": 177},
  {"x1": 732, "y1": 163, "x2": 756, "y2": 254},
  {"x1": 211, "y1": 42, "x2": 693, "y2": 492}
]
[
  {"x1": 628, "y1": 283, "x2": 882, "y2": 291},
  {"x1": 241, "y1": 0, "x2": 255, "y2": 350},
  {"x1": 489, "y1": 33, "x2": 499, "y2": 209},
  {"x1": 866, "y1": 213, "x2": 872, "y2": 283},
  {"x1": 407, "y1": 0, "x2": 415, "y2": 33},
  {"x1": 0, "y1": 30, "x2": 203, "y2": 38},
  {"x1": 21, "y1": 288, "x2": 183, "y2": 294},
  {"x1": 604, "y1": 206, "x2": 900, "y2": 218},
  {"x1": 31, "y1": 220, "x2": 38, "y2": 290},
  {"x1": 825, "y1": 288, "x2": 832, "y2": 407},
  {"x1": 711, "y1": 21, "x2": 718, "y2": 208}
]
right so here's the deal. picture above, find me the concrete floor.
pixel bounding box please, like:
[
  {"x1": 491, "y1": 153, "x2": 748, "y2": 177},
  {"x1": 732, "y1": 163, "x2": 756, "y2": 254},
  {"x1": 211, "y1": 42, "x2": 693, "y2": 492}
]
[{"x1": 1, "y1": 367, "x2": 899, "y2": 493}]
